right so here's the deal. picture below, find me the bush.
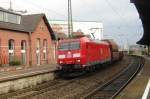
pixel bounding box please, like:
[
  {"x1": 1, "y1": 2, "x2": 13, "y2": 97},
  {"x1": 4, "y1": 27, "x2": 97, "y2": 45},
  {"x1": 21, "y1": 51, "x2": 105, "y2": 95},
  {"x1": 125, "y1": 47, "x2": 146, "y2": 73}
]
[
  {"x1": 9, "y1": 56, "x2": 21, "y2": 66},
  {"x1": 9, "y1": 60, "x2": 21, "y2": 66}
]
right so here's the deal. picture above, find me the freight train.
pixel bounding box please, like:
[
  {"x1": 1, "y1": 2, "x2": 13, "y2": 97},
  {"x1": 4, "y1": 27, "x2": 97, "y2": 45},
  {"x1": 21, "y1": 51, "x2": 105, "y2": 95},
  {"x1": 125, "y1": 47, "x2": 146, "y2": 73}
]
[{"x1": 57, "y1": 37, "x2": 123, "y2": 72}]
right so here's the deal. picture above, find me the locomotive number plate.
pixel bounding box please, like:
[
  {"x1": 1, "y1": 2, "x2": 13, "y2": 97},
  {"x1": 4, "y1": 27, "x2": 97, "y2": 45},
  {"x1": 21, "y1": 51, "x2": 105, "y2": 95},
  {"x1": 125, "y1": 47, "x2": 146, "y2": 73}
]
[{"x1": 67, "y1": 54, "x2": 72, "y2": 58}]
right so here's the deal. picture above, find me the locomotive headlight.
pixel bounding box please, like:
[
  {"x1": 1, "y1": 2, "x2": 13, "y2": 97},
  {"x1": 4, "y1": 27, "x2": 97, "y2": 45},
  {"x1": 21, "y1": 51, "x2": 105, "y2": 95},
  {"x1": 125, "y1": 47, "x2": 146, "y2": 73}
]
[
  {"x1": 73, "y1": 53, "x2": 80, "y2": 58},
  {"x1": 59, "y1": 61, "x2": 63, "y2": 64},
  {"x1": 76, "y1": 59, "x2": 80, "y2": 62},
  {"x1": 58, "y1": 55, "x2": 65, "y2": 59}
]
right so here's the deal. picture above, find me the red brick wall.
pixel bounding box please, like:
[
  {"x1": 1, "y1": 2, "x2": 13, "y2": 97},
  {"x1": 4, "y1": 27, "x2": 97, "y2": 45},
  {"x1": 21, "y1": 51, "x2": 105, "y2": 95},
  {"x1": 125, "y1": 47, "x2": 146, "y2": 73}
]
[
  {"x1": 0, "y1": 17, "x2": 56, "y2": 67},
  {"x1": 0, "y1": 30, "x2": 29, "y2": 66},
  {"x1": 31, "y1": 18, "x2": 55, "y2": 65}
]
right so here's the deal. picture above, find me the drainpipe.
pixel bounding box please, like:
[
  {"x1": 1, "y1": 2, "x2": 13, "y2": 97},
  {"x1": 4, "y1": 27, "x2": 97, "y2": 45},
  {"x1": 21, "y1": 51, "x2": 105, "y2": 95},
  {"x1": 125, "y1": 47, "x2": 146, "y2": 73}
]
[
  {"x1": 54, "y1": 40, "x2": 58, "y2": 60},
  {"x1": 0, "y1": 39, "x2": 1, "y2": 65},
  {"x1": 148, "y1": 45, "x2": 150, "y2": 56},
  {"x1": 29, "y1": 32, "x2": 32, "y2": 66}
]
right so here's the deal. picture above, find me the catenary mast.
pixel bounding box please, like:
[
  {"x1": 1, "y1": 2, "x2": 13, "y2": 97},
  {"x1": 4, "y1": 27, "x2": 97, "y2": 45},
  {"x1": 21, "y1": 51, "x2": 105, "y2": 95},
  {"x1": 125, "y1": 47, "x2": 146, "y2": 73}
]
[{"x1": 68, "y1": 0, "x2": 73, "y2": 38}]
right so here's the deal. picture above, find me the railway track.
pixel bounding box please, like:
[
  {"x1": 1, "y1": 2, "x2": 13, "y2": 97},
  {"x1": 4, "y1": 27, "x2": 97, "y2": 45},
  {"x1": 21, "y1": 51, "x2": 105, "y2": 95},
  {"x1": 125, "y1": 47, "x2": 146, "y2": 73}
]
[
  {"x1": 0, "y1": 56, "x2": 138, "y2": 99},
  {"x1": 82, "y1": 56, "x2": 145, "y2": 99},
  {"x1": 0, "y1": 76, "x2": 82, "y2": 99},
  {"x1": 20, "y1": 56, "x2": 130, "y2": 99}
]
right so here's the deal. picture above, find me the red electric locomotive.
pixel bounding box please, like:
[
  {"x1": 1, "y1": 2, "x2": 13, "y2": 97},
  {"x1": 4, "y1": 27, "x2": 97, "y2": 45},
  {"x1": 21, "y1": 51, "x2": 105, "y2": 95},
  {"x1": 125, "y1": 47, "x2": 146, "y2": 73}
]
[{"x1": 57, "y1": 37, "x2": 121, "y2": 72}]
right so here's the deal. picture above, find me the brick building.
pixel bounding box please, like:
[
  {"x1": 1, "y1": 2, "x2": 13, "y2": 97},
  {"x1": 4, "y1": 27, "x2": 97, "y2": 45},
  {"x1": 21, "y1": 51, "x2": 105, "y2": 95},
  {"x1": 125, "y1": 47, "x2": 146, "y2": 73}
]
[
  {"x1": 49, "y1": 20, "x2": 103, "y2": 40},
  {"x1": 0, "y1": 7, "x2": 56, "y2": 67}
]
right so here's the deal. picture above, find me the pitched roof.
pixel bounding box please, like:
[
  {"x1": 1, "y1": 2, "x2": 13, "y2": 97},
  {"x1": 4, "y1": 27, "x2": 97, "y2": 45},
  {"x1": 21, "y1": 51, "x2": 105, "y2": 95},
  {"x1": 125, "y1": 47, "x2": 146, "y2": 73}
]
[
  {"x1": 21, "y1": 14, "x2": 43, "y2": 32},
  {"x1": 0, "y1": 9, "x2": 56, "y2": 40},
  {"x1": 21, "y1": 14, "x2": 56, "y2": 40}
]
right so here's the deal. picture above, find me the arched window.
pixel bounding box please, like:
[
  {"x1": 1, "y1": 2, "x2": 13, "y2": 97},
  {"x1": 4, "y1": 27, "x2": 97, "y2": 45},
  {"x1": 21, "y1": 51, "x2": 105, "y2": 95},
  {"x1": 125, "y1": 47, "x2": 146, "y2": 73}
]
[
  {"x1": 36, "y1": 38, "x2": 40, "y2": 65},
  {"x1": 21, "y1": 40, "x2": 26, "y2": 65},
  {"x1": 43, "y1": 39, "x2": 47, "y2": 60},
  {"x1": 37, "y1": 38, "x2": 40, "y2": 50},
  {"x1": 8, "y1": 39, "x2": 14, "y2": 63},
  {"x1": 21, "y1": 40, "x2": 26, "y2": 50},
  {"x1": 9, "y1": 39, "x2": 14, "y2": 50}
]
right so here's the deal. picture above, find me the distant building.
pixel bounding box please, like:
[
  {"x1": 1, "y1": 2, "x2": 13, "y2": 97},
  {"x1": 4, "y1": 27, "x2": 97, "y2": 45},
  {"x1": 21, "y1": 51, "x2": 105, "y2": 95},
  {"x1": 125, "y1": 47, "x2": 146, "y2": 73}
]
[
  {"x1": 0, "y1": 7, "x2": 56, "y2": 67},
  {"x1": 49, "y1": 20, "x2": 103, "y2": 40},
  {"x1": 128, "y1": 45, "x2": 146, "y2": 56}
]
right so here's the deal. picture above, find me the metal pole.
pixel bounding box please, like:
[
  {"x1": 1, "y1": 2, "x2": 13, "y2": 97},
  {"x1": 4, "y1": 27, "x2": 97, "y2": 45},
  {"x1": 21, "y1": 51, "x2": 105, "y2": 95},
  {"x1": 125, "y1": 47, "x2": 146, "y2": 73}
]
[
  {"x1": 9, "y1": 1, "x2": 13, "y2": 11},
  {"x1": 70, "y1": 0, "x2": 73, "y2": 35},
  {"x1": 68, "y1": 0, "x2": 70, "y2": 38},
  {"x1": 68, "y1": 0, "x2": 73, "y2": 38}
]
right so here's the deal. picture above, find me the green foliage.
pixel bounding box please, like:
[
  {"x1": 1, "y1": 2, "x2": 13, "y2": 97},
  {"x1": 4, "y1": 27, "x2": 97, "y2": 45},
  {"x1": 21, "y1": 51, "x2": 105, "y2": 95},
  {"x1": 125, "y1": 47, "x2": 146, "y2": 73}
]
[
  {"x1": 9, "y1": 60, "x2": 21, "y2": 66},
  {"x1": 142, "y1": 51, "x2": 147, "y2": 55},
  {"x1": 129, "y1": 51, "x2": 134, "y2": 55},
  {"x1": 9, "y1": 56, "x2": 21, "y2": 66},
  {"x1": 69, "y1": 34, "x2": 85, "y2": 38}
]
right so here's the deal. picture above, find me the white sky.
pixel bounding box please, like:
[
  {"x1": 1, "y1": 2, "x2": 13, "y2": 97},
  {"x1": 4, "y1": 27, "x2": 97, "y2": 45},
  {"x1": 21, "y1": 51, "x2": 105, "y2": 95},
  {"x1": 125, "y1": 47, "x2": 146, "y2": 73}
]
[{"x1": 0, "y1": 0, "x2": 143, "y2": 46}]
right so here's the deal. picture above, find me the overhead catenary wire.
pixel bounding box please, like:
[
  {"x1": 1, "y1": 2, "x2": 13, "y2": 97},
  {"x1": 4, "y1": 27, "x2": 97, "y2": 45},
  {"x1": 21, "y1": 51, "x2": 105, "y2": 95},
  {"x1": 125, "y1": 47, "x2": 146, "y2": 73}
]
[
  {"x1": 104, "y1": 0, "x2": 132, "y2": 30},
  {"x1": 105, "y1": 0, "x2": 143, "y2": 44},
  {"x1": 25, "y1": 0, "x2": 67, "y2": 18},
  {"x1": 104, "y1": 0, "x2": 143, "y2": 45},
  {"x1": 105, "y1": 0, "x2": 142, "y2": 33}
]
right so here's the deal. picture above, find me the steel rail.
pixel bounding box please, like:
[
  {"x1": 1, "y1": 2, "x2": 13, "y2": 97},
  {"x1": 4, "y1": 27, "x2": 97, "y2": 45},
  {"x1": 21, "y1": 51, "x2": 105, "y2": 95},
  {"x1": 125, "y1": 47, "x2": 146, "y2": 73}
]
[
  {"x1": 82, "y1": 56, "x2": 144, "y2": 99},
  {"x1": 111, "y1": 56, "x2": 145, "y2": 99}
]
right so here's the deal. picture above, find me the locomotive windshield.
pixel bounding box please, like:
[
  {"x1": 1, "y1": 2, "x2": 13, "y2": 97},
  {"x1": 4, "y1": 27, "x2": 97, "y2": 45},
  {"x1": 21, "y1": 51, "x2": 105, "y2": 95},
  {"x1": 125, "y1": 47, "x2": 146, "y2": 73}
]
[{"x1": 58, "y1": 42, "x2": 80, "y2": 51}]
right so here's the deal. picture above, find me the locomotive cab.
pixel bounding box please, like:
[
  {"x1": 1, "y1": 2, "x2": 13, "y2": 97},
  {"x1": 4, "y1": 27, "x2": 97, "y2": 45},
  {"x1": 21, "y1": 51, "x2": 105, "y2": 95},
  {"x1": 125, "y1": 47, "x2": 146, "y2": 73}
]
[{"x1": 57, "y1": 39, "x2": 84, "y2": 71}]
